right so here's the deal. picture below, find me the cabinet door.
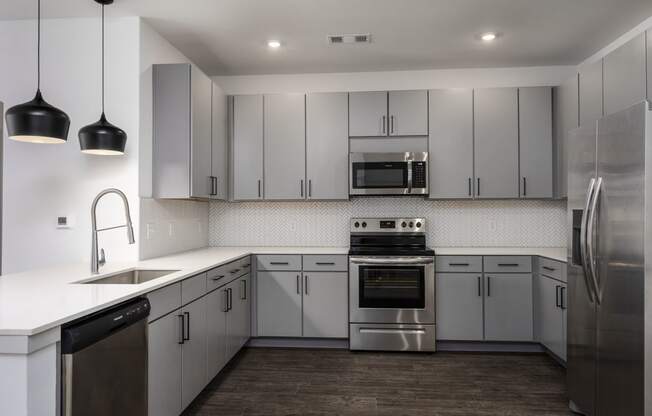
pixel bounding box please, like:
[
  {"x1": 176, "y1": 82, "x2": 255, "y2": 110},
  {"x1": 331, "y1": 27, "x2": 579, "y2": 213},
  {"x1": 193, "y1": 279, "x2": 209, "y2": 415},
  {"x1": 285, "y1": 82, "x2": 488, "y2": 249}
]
[
  {"x1": 205, "y1": 288, "x2": 227, "y2": 382},
  {"x1": 227, "y1": 274, "x2": 251, "y2": 358},
  {"x1": 604, "y1": 33, "x2": 647, "y2": 116},
  {"x1": 484, "y1": 273, "x2": 533, "y2": 341},
  {"x1": 428, "y1": 89, "x2": 474, "y2": 199},
  {"x1": 349, "y1": 91, "x2": 388, "y2": 136},
  {"x1": 537, "y1": 275, "x2": 564, "y2": 357},
  {"x1": 257, "y1": 271, "x2": 303, "y2": 337},
  {"x1": 474, "y1": 88, "x2": 519, "y2": 198},
  {"x1": 181, "y1": 296, "x2": 207, "y2": 409},
  {"x1": 306, "y1": 93, "x2": 349, "y2": 200},
  {"x1": 561, "y1": 282, "x2": 567, "y2": 361},
  {"x1": 436, "y1": 273, "x2": 484, "y2": 341},
  {"x1": 579, "y1": 60, "x2": 603, "y2": 127},
  {"x1": 388, "y1": 90, "x2": 428, "y2": 136},
  {"x1": 211, "y1": 82, "x2": 228, "y2": 200},
  {"x1": 519, "y1": 87, "x2": 553, "y2": 198},
  {"x1": 264, "y1": 94, "x2": 306, "y2": 200},
  {"x1": 553, "y1": 75, "x2": 579, "y2": 199},
  {"x1": 148, "y1": 312, "x2": 182, "y2": 416},
  {"x1": 302, "y1": 272, "x2": 348, "y2": 338},
  {"x1": 232, "y1": 95, "x2": 264, "y2": 200},
  {"x1": 190, "y1": 66, "x2": 213, "y2": 199},
  {"x1": 648, "y1": 30, "x2": 651, "y2": 101}
]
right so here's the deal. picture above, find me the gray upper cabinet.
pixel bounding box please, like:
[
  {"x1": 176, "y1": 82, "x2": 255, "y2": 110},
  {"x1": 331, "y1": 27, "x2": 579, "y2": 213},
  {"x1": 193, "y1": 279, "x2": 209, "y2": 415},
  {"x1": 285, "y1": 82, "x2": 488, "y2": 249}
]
[
  {"x1": 428, "y1": 89, "x2": 474, "y2": 199},
  {"x1": 484, "y1": 273, "x2": 533, "y2": 341},
  {"x1": 388, "y1": 90, "x2": 428, "y2": 136},
  {"x1": 648, "y1": 31, "x2": 651, "y2": 100},
  {"x1": 211, "y1": 82, "x2": 228, "y2": 200},
  {"x1": 579, "y1": 60, "x2": 603, "y2": 127},
  {"x1": 553, "y1": 75, "x2": 579, "y2": 199},
  {"x1": 264, "y1": 94, "x2": 306, "y2": 200},
  {"x1": 436, "y1": 273, "x2": 484, "y2": 341},
  {"x1": 152, "y1": 63, "x2": 212, "y2": 199},
  {"x1": 231, "y1": 95, "x2": 264, "y2": 200},
  {"x1": 474, "y1": 88, "x2": 519, "y2": 198},
  {"x1": 603, "y1": 33, "x2": 647, "y2": 116},
  {"x1": 306, "y1": 93, "x2": 349, "y2": 200},
  {"x1": 519, "y1": 87, "x2": 553, "y2": 198},
  {"x1": 349, "y1": 91, "x2": 388, "y2": 136}
]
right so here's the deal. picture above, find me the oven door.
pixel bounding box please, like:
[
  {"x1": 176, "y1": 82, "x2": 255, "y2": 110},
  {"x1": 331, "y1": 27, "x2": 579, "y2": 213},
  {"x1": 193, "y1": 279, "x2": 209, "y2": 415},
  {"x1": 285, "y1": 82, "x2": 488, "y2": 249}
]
[{"x1": 349, "y1": 256, "x2": 435, "y2": 324}]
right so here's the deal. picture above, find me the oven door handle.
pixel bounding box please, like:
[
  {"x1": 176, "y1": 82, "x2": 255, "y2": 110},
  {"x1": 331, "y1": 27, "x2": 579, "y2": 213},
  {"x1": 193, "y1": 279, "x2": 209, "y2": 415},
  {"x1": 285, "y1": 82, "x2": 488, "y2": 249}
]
[{"x1": 349, "y1": 256, "x2": 434, "y2": 265}]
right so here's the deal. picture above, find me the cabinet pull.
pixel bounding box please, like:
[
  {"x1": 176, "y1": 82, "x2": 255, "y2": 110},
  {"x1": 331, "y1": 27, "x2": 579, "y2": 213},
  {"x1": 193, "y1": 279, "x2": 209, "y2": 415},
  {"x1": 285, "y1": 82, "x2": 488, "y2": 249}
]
[
  {"x1": 477, "y1": 276, "x2": 482, "y2": 297},
  {"x1": 296, "y1": 275, "x2": 301, "y2": 294},
  {"x1": 449, "y1": 263, "x2": 470, "y2": 267},
  {"x1": 209, "y1": 176, "x2": 216, "y2": 196},
  {"x1": 390, "y1": 115, "x2": 394, "y2": 134},
  {"x1": 468, "y1": 178, "x2": 472, "y2": 196},
  {"x1": 382, "y1": 115, "x2": 386, "y2": 134},
  {"x1": 523, "y1": 177, "x2": 527, "y2": 197},
  {"x1": 555, "y1": 286, "x2": 561, "y2": 308},
  {"x1": 477, "y1": 178, "x2": 481, "y2": 196},
  {"x1": 542, "y1": 266, "x2": 556, "y2": 272},
  {"x1": 560, "y1": 287, "x2": 566, "y2": 310},
  {"x1": 300, "y1": 179, "x2": 304, "y2": 197},
  {"x1": 211, "y1": 275, "x2": 225, "y2": 281},
  {"x1": 214, "y1": 177, "x2": 218, "y2": 196},
  {"x1": 486, "y1": 276, "x2": 491, "y2": 297},
  {"x1": 230, "y1": 268, "x2": 241, "y2": 274},
  {"x1": 498, "y1": 263, "x2": 519, "y2": 267},
  {"x1": 178, "y1": 314, "x2": 185, "y2": 344},
  {"x1": 243, "y1": 263, "x2": 251, "y2": 267},
  {"x1": 258, "y1": 179, "x2": 261, "y2": 198},
  {"x1": 270, "y1": 262, "x2": 289, "y2": 265},
  {"x1": 316, "y1": 262, "x2": 335, "y2": 265},
  {"x1": 223, "y1": 289, "x2": 229, "y2": 312},
  {"x1": 304, "y1": 275, "x2": 309, "y2": 295},
  {"x1": 308, "y1": 179, "x2": 312, "y2": 198},
  {"x1": 241, "y1": 279, "x2": 247, "y2": 300},
  {"x1": 228, "y1": 288, "x2": 233, "y2": 311},
  {"x1": 183, "y1": 312, "x2": 190, "y2": 341}
]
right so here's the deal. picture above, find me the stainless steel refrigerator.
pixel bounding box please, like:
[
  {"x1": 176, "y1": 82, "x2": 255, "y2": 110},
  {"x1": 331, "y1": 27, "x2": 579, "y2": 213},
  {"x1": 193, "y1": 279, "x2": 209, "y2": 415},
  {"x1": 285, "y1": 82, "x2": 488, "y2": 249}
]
[{"x1": 567, "y1": 100, "x2": 652, "y2": 415}]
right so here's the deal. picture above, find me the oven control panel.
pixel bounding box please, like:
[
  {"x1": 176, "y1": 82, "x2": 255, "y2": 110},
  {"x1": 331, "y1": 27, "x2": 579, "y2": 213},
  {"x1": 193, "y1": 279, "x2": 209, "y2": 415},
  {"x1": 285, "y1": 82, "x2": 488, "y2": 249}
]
[{"x1": 351, "y1": 218, "x2": 425, "y2": 233}]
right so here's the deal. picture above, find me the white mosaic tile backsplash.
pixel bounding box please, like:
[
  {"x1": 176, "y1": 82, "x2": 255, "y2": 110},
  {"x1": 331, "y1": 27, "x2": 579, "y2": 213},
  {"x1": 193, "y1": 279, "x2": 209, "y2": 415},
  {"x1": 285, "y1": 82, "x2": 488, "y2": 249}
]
[{"x1": 209, "y1": 199, "x2": 567, "y2": 248}]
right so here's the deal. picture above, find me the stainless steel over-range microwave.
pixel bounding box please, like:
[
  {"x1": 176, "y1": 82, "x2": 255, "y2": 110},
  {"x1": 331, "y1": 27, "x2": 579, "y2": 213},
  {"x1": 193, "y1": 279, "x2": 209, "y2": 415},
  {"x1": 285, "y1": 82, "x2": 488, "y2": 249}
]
[{"x1": 349, "y1": 152, "x2": 428, "y2": 196}]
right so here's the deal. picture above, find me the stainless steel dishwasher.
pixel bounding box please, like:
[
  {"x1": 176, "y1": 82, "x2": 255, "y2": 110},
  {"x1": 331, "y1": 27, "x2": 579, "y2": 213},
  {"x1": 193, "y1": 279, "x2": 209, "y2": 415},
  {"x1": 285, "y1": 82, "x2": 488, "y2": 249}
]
[{"x1": 61, "y1": 297, "x2": 150, "y2": 416}]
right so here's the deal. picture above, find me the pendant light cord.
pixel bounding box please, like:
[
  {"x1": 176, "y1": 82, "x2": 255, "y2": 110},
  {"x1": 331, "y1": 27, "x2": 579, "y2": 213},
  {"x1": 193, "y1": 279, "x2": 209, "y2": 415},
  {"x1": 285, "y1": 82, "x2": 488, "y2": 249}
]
[
  {"x1": 37, "y1": 0, "x2": 40, "y2": 91},
  {"x1": 101, "y1": 3, "x2": 105, "y2": 114}
]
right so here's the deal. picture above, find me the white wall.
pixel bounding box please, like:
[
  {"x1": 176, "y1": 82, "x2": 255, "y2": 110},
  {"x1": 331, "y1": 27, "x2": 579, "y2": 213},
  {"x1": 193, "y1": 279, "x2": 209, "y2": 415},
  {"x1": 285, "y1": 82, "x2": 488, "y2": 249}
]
[{"x1": 0, "y1": 17, "x2": 141, "y2": 273}]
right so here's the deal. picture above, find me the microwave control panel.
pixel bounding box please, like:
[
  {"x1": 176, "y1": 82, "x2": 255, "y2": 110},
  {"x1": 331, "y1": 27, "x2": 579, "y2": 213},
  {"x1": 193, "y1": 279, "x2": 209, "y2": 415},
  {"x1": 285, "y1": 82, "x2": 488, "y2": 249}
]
[{"x1": 412, "y1": 162, "x2": 427, "y2": 188}]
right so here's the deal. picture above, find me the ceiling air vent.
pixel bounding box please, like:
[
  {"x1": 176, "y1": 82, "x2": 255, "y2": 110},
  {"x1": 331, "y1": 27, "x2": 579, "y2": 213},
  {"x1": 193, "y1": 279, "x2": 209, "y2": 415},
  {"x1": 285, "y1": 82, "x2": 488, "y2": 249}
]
[{"x1": 328, "y1": 33, "x2": 372, "y2": 44}]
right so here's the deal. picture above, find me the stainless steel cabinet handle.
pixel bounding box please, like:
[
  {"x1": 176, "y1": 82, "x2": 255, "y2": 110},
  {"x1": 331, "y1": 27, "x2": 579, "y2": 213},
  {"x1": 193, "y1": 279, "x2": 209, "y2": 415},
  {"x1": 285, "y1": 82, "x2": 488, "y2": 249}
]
[
  {"x1": 300, "y1": 179, "x2": 304, "y2": 198},
  {"x1": 523, "y1": 177, "x2": 527, "y2": 197},
  {"x1": 241, "y1": 279, "x2": 247, "y2": 300},
  {"x1": 308, "y1": 180, "x2": 312, "y2": 198},
  {"x1": 178, "y1": 314, "x2": 185, "y2": 344},
  {"x1": 382, "y1": 115, "x2": 386, "y2": 134},
  {"x1": 258, "y1": 179, "x2": 261, "y2": 198},
  {"x1": 486, "y1": 276, "x2": 491, "y2": 297},
  {"x1": 468, "y1": 178, "x2": 472, "y2": 196},
  {"x1": 304, "y1": 275, "x2": 309, "y2": 295},
  {"x1": 477, "y1": 276, "x2": 481, "y2": 297},
  {"x1": 390, "y1": 115, "x2": 394, "y2": 134},
  {"x1": 183, "y1": 312, "x2": 190, "y2": 341},
  {"x1": 296, "y1": 275, "x2": 300, "y2": 294},
  {"x1": 223, "y1": 289, "x2": 229, "y2": 312},
  {"x1": 477, "y1": 178, "x2": 481, "y2": 196}
]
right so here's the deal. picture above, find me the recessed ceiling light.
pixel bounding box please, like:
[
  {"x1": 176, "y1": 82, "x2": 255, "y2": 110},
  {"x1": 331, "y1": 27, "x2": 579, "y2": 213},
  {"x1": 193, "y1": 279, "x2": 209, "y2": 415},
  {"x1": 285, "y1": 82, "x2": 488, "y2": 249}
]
[
  {"x1": 481, "y1": 32, "x2": 497, "y2": 42},
  {"x1": 268, "y1": 40, "x2": 281, "y2": 49}
]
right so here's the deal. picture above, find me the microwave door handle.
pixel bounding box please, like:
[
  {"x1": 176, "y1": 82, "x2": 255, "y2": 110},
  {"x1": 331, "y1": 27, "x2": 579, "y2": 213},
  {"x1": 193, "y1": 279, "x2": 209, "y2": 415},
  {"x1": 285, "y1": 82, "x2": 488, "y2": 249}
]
[{"x1": 407, "y1": 159, "x2": 413, "y2": 194}]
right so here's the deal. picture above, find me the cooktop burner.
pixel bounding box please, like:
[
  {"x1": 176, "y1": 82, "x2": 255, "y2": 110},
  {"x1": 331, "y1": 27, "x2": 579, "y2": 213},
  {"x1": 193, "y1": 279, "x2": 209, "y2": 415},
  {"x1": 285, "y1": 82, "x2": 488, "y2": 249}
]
[{"x1": 348, "y1": 217, "x2": 435, "y2": 257}]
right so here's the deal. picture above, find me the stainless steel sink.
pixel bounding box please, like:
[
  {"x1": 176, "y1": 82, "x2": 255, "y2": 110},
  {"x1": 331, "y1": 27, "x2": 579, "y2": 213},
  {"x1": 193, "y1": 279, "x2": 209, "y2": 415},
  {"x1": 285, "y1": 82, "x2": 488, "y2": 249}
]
[{"x1": 80, "y1": 269, "x2": 180, "y2": 285}]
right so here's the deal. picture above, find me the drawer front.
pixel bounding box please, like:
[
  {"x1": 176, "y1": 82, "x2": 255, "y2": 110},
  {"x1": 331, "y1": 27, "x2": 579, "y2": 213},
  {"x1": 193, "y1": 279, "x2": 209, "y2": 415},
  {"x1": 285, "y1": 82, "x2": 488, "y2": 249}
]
[
  {"x1": 436, "y1": 256, "x2": 483, "y2": 273},
  {"x1": 147, "y1": 282, "x2": 181, "y2": 322},
  {"x1": 181, "y1": 272, "x2": 207, "y2": 305},
  {"x1": 484, "y1": 256, "x2": 532, "y2": 273},
  {"x1": 256, "y1": 255, "x2": 302, "y2": 271},
  {"x1": 207, "y1": 256, "x2": 252, "y2": 291},
  {"x1": 302, "y1": 255, "x2": 348, "y2": 272},
  {"x1": 538, "y1": 257, "x2": 566, "y2": 282},
  {"x1": 349, "y1": 323, "x2": 436, "y2": 352}
]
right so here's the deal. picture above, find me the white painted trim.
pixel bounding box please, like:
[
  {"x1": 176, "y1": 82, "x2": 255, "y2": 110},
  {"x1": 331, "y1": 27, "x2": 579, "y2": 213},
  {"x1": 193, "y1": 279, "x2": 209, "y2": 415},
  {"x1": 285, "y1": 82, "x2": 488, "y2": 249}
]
[{"x1": 580, "y1": 15, "x2": 652, "y2": 67}]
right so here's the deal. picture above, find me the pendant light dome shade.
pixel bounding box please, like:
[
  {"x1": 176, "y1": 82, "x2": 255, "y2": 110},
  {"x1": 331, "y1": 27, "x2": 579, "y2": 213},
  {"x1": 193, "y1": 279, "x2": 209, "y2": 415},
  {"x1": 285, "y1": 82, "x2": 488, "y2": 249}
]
[
  {"x1": 6, "y1": 90, "x2": 70, "y2": 143},
  {"x1": 79, "y1": 113, "x2": 126, "y2": 155}
]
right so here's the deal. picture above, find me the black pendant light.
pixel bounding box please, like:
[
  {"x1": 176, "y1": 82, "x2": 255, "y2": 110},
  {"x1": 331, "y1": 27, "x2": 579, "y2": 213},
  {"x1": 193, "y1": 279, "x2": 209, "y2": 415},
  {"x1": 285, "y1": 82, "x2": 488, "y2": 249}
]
[
  {"x1": 78, "y1": 0, "x2": 127, "y2": 155},
  {"x1": 5, "y1": 0, "x2": 70, "y2": 144}
]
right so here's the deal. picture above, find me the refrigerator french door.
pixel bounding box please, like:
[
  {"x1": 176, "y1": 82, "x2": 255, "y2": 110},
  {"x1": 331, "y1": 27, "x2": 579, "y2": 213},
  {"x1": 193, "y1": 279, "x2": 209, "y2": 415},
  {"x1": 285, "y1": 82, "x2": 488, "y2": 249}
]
[{"x1": 567, "y1": 101, "x2": 651, "y2": 416}]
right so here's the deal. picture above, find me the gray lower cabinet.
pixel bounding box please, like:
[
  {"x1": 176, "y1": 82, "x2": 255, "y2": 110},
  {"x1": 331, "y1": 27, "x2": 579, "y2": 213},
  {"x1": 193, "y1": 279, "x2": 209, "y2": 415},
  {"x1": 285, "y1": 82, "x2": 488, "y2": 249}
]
[
  {"x1": 264, "y1": 94, "x2": 306, "y2": 200},
  {"x1": 180, "y1": 296, "x2": 207, "y2": 409},
  {"x1": 428, "y1": 89, "x2": 474, "y2": 199},
  {"x1": 603, "y1": 32, "x2": 647, "y2": 116},
  {"x1": 148, "y1": 311, "x2": 183, "y2": 416},
  {"x1": 306, "y1": 93, "x2": 349, "y2": 200},
  {"x1": 579, "y1": 60, "x2": 604, "y2": 127},
  {"x1": 205, "y1": 288, "x2": 228, "y2": 382},
  {"x1": 537, "y1": 274, "x2": 567, "y2": 360},
  {"x1": 483, "y1": 273, "x2": 533, "y2": 341},
  {"x1": 519, "y1": 87, "x2": 553, "y2": 198},
  {"x1": 436, "y1": 273, "x2": 484, "y2": 341},
  {"x1": 553, "y1": 75, "x2": 579, "y2": 199},
  {"x1": 648, "y1": 30, "x2": 651, "y2": 100},
  {"x1": 228, "y1": 274, "x2": 251, "y2": 358},
  {"x1": 474, "y1": 88, "x2": 519, "y2": 198},
  {"x1": 349, "y1": 91, "x2": 388, "y2": 136},
  {"x1": 257, "y1": 271, "x2": 303, "y2": 337},
  {"x1": 231, "y1": 95, "x2": 264, "y2": 200},
  {"x1": 302, "y1": 272, "x2": 348, "y2": 338},
  {"x1": 388, "y1": 90, "x2": 428, "y2": 136},
  {"x1": 211, "y1": 82, "x2": 228, "y2": 200}
]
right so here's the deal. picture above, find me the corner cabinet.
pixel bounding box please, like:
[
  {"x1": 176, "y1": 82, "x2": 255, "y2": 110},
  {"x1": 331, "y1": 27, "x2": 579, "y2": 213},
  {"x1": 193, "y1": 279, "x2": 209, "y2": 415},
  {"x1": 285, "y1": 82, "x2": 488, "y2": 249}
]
[
  {"x1": 519, "y1": 87, "x2": 553, "y2": 198},
  {"x1": 231, "y1": 95, "x2": 264, "y2": 200},
  {"x1": 152, "y1": 63, "x2": 214, "y2": 199}
]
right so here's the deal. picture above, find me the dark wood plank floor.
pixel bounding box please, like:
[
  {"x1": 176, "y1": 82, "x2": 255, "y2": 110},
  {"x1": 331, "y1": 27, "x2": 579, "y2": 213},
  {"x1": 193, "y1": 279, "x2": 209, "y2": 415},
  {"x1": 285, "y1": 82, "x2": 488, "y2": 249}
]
[{"x1": 183, "y1": 348, "x2": 572, "y2": 416}]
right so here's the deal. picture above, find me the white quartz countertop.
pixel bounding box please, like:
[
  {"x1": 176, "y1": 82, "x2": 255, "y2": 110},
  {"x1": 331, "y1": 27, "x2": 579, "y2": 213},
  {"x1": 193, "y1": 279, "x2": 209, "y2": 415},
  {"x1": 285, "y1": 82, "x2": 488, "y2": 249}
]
[{"x1": 0, "y1": 245, "x2": 563, "y2": 337}]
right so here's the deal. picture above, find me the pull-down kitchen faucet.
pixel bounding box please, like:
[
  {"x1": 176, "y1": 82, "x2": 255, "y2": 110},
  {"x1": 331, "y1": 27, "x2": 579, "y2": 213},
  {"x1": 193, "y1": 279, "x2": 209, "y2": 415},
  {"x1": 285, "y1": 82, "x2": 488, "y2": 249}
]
[{"x1": 90, "y1": 188, "x2": 135, "y2": 274}]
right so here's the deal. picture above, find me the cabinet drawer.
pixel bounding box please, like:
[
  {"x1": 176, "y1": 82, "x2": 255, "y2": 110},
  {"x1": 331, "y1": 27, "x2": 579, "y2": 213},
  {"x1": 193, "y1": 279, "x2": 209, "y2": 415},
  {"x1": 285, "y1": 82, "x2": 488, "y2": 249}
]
[
  {"x1": 256, "y1": 255, "x2": 302, "y2": 271},
  {"x1": 182, "y1": 272, "x2": 207, "y2": 305},
  {"x1": 302, "y1": 255, "x2": 348, "y2": 272},
  {"x1": 436, "y1": 256, "x2": 482, "y2": 273},
  {"x1": 538, "y1": 258, "x2": 566, "y2": 282},
  {"x1": 484, "y1": 256, "x2": 532, "y2": 273},
  {"x1": 207, "y1": 256, "x2": 252, "y2": 291},
  {"x1": 147, "y1": 282, "x2": 181, "y2": 322}
]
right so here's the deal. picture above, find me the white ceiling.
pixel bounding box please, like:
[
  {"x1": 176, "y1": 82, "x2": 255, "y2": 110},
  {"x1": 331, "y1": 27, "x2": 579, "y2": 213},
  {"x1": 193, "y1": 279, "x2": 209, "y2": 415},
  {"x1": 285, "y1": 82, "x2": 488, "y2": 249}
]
[{"x1": 2, "y1": 0, "x2": 652, "y2": 76}]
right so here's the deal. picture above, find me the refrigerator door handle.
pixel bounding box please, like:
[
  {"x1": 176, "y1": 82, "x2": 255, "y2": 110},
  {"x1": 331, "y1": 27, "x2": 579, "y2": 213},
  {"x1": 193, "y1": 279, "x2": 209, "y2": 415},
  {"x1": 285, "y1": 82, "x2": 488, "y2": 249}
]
[
  {"x1": 580, "y1": 178, "x2": 597, "y2": 303},
  {"x1": 586, "y1": 176, "x2": 603, "y2": 304}
]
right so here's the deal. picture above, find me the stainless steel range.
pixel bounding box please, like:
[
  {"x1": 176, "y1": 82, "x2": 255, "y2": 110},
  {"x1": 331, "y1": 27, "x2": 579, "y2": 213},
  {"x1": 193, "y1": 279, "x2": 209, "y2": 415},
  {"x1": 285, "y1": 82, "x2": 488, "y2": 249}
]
[{"x1": 348, "y1": 218, "x2": 436, "y2": 352}]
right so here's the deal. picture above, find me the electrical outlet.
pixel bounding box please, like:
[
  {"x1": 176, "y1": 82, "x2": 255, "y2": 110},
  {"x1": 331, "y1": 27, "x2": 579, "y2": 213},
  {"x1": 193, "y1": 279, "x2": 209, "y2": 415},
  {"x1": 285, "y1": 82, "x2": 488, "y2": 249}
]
[
  {"x1": 146, "y1": 223, "x2": 155, "y2": 240},
  {"x1": 57, "y1": 215, "x2": 75, "y2": 229}
]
